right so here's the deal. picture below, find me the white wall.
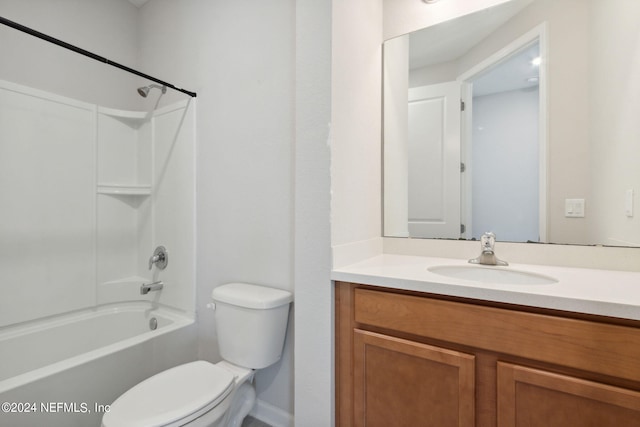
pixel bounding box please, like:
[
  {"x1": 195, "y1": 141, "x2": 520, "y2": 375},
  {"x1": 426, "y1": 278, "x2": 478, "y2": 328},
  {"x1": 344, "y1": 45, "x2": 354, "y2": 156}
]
[
  {"x1": 588, "y1": 0, "x2": 640, "y2": 247},
  {"x1": 331, "y1": 0, "x2": 384, "y2": 249},
  {"x1": 0, "y1": 0, "x2": 142, "y2": 109},
  {"x1": 294, "y1": 0, "x2": 333, "y2": 424},
  {"x1": 137, "y1": 0, "x2": 296, "y2": 422}
]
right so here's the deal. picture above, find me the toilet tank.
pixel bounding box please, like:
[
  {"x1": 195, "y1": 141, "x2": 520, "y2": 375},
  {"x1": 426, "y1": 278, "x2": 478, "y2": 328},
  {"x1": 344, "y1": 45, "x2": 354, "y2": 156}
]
[{"x1": 211, "y1": 283, "x2": 292, "y2": 369}]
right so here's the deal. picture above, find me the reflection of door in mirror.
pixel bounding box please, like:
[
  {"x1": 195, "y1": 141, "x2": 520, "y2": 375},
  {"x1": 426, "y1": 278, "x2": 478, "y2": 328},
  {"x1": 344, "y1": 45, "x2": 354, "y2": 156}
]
[
  {"x1": 384, "y1": 35, "x2": 463, "y2": 239},
  {"x1": 462, "y1": 40, "x2": 542, "y2": 243},
  {"x1": 408, "y1": 82, "x2": 461, "y2": 238}
]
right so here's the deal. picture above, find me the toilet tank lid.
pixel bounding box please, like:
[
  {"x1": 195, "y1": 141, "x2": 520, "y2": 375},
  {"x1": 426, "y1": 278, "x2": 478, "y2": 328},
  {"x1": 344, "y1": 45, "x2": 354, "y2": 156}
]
[{"x1": 212, "y1": 283, "x2": 293, "y2": 309}]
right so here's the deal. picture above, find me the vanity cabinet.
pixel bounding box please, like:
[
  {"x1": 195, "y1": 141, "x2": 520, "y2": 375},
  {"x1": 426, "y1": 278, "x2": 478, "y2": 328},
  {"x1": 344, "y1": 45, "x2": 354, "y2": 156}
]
[{"x1": 335, "y1": 282, "x2": 640, "y2": 427}]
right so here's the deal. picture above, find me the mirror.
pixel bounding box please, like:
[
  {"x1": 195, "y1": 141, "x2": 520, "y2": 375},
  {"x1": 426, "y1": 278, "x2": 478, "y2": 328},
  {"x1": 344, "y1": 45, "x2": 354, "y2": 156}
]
[{"x1": 383, "y1": 0, "x2": 640, "y2": 247}]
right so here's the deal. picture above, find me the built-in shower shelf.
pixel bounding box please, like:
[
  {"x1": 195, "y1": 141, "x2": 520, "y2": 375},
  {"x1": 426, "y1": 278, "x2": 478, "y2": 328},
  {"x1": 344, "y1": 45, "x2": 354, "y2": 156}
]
[{"x1": 97, "y1": 184, "x2": 151, "y2": 196}]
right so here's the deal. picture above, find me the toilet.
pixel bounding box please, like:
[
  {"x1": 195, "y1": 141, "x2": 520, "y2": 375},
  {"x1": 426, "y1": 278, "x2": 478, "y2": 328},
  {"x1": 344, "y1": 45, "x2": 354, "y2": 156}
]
[{"x1": 102, "y1": 283, "x2": 292, "y2": 427}]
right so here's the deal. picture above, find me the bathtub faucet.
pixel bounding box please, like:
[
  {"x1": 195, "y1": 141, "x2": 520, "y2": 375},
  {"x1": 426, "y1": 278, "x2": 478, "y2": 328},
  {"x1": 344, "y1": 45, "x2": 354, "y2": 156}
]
[
  {"x1": 141, "y1": 281, "x2": 164, "y2": 295},
  {"x1": 148, "y1": 246, "x2": 168, "y2": 270}
]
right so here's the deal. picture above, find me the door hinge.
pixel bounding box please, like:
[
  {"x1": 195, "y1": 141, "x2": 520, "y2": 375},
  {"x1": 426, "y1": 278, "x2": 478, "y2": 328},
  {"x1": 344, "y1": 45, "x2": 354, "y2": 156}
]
[
  {"x1": 460, "y1": 224, "x2": 466, "y2": 234},
  {"x1": 460, "y1": 162, "x2": 466, "y2": 173},
  {"x1": 460, "y1": 99, "x2": 465, "y2": 111}
]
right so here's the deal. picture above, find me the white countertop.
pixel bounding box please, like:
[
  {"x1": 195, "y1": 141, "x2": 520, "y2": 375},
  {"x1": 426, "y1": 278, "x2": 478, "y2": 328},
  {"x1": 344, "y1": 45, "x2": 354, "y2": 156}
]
[{"x1": 332, "y1": 254, "x2": 640, "y2": 321}]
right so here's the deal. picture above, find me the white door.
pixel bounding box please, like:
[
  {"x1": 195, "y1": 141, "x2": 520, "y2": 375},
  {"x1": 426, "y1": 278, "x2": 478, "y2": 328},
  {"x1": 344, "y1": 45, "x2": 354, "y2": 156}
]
[{"x1": 407, "y1": 81, "x2": 461, "y2": 238}]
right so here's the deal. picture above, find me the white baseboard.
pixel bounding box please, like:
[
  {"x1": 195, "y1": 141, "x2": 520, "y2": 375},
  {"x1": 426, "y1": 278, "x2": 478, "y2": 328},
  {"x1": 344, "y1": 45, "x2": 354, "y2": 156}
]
[{"x1": 250, "y1": 399, "x2": 294, "y2": 427}]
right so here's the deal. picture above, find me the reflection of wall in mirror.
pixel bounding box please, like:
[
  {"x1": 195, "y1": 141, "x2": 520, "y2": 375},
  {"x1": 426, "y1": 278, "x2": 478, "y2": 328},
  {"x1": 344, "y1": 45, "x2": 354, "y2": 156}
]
[
  {"x1": 384, "y1": 36, "x2": 410, "y2": 237},
  {"x1": 458, "y1": 0, "x2": 591, "y2": 245},
  {"x1": 472, "y1": 88, "x2": 539, "y2": 242},
  {"x1": 458, "y1": 0, "x2": 640, "y2": 246}
]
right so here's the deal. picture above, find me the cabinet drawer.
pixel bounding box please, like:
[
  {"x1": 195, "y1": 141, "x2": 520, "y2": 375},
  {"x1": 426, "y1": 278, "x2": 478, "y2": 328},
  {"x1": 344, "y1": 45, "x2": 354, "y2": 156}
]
[{"x1": 354, "y1": 288, "x2": 640, "y2": 382}]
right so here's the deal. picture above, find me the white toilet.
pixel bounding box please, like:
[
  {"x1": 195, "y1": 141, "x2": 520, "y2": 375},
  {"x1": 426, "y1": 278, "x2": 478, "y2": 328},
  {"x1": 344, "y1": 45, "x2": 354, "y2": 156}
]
[{"x1": 102, "y1": 283, "x2": 292, "y2": 427}]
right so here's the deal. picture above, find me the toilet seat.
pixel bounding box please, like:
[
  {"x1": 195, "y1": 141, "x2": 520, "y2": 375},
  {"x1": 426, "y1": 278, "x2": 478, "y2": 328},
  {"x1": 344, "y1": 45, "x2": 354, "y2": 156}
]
[{"x1": 102, "y1": 361, "x2": 235, "y2": 427}]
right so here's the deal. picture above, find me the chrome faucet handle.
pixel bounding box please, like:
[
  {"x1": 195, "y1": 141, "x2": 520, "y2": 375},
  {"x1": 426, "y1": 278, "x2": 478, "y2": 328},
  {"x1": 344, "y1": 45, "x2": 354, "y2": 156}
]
[
  {"x1": 469, "y1": 232, "x2": 508, "y2": 266},
  {"x1": 148, "y1": 246, "x2": 168, "y2": 270},
  {"x1": 480, "y1": 232, "x2": 496, "y2": 253}
]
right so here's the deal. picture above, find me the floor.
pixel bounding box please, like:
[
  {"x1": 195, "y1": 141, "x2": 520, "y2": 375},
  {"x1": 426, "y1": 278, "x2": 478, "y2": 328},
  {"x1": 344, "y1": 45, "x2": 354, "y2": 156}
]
[{"x1": 241, "y1": 416, "x2": 271, "y2": 427}]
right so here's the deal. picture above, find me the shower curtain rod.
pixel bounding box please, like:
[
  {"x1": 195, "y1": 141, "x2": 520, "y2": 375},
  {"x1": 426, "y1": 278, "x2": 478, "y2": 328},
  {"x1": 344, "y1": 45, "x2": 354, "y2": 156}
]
[{"x1": 0, "y1": 15, "x2": 197, "y2": 98}]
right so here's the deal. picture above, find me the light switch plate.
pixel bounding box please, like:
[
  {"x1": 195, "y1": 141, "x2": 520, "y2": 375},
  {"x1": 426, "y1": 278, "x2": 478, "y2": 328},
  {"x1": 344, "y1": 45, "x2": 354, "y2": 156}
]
[{"x1": 565, "y1": 198, "x2": 585, "y2": 218}]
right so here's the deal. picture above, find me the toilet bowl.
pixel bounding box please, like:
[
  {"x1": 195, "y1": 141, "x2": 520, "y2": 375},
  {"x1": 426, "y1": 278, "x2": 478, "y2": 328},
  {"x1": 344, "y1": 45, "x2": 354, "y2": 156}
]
[{"x1": 102, "y1": 283, "x2": 292, "y2": 427}]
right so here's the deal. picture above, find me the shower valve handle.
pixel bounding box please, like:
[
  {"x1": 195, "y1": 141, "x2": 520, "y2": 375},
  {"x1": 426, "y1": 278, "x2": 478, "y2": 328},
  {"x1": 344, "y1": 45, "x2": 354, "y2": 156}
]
[{"x1": 149, "y1": 246, "x2": 168, "y2": 270}]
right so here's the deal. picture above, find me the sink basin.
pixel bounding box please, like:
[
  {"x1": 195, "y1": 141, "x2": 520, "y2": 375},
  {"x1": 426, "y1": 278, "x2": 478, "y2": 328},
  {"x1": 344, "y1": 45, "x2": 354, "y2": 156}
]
[{"x1": 428, "y1": 265, "x2": 558, "y2": 285}]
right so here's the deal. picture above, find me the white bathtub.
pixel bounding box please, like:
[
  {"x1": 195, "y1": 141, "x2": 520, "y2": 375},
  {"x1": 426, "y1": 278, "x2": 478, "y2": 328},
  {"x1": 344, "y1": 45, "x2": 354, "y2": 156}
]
[{"x1": 0, "y1": 302, "x2": 196, "y2": 427}]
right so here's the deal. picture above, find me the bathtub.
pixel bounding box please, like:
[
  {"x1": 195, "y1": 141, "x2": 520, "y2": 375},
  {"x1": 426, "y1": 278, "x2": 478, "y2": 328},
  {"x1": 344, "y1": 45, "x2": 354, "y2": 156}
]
[{"x1": 0, "y1": 302, "x2": 196, "y2": 427}]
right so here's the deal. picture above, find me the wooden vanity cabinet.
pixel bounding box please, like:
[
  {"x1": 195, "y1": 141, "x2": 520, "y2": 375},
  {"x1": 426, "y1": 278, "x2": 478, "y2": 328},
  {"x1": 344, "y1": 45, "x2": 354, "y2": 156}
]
[{"x1": 335, "y1": 282, "x2": 640, "y2": 427}]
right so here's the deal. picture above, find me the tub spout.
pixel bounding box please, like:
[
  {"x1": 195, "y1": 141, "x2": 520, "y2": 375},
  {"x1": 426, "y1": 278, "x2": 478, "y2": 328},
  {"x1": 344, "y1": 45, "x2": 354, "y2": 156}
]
[{"x1": 140, "y1": 281, "x2": 163, "y2": 295}]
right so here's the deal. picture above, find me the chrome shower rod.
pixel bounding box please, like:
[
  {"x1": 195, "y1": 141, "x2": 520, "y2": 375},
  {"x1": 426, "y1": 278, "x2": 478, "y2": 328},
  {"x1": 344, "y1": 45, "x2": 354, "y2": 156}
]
[{"x1": 0, "y1": 15, "x2": 197, "y2": 98}]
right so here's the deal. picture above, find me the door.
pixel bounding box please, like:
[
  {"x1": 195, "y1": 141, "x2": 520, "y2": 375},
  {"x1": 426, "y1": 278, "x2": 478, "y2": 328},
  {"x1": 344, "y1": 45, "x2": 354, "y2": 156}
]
[
  {"x1": 497, "y1": 362, "x2": 640, "y2": 427},
  {"x1": 353, "y1": 329, "x2": 475, "y2": 427},
  {"x1": 407, "y1": 81, "x2": 461, "y2": 238}
]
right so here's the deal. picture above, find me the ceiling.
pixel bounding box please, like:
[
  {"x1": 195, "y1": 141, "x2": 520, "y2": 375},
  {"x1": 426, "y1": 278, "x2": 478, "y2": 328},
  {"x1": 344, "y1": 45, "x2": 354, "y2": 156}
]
[
  {"x1": 406, "y1": 0, "x2": 538, "y2": 96},
  {"x1": 408, "y1": 0, "x2": 533, "y2": 69},
  {"x1": 472, "y1": 42, "x2": 540, "y2": 96}
]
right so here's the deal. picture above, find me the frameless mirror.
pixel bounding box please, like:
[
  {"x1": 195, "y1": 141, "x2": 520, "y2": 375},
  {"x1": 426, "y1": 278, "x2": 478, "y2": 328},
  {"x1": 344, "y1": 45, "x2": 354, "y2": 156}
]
[{"x1": 383, "y1": 0, "x2": 640, "y2": 247}]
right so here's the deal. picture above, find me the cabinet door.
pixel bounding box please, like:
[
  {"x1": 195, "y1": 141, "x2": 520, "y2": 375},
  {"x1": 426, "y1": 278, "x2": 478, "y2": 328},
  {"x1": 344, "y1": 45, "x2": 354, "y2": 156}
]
[
  {"x1": 498, "y1": 362, "x2": 640, "y2": 427},
  {"x1": 353, "y1": 329, "x2": 475, "y2": 427}
]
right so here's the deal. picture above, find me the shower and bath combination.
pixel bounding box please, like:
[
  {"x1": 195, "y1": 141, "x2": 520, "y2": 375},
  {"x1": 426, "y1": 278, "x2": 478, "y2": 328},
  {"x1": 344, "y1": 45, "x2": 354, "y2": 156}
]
[{"x1": 0, "y1": 14, "x2": 198, "y2": 427}]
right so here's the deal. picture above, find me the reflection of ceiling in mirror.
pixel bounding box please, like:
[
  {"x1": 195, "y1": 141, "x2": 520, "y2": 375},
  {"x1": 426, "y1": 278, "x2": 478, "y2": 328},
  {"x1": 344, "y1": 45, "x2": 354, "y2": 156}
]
[
  {"x1": 408, "y1": 0, "x2": 533, "y2": 70},
  {"x1": 472, "y1": 42, "x2": 539, "y2": 96}
]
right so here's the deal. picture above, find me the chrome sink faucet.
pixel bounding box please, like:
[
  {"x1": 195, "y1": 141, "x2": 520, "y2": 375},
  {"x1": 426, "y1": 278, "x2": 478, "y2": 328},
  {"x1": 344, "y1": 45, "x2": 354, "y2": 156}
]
[
  {"x1": 140, "y1": 280, "x2": 164, "y2": 295},
  {"x1": 469, "y1": 232, "x2": 508, "y2": 266}
]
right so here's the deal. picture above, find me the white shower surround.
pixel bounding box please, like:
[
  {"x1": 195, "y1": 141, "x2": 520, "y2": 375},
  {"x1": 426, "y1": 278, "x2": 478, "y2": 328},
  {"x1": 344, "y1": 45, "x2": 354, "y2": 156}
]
[{"x1": 0, "y1": 80, "x2": 196, "y2": 328}]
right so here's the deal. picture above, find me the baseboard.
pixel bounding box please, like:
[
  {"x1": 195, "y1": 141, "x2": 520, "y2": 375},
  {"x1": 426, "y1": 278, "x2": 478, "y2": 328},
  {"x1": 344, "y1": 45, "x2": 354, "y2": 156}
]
[{"x1": 250, "y1": 399, "x2": 294, "y2": 427}]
